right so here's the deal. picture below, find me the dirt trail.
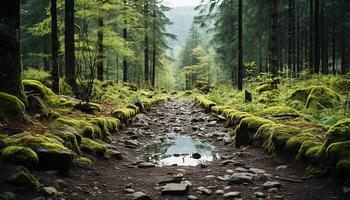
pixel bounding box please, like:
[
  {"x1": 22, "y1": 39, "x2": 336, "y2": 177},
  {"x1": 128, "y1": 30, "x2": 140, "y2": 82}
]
[{"x1": 36, "y1": 99, "x2": 348, "y2": 200}]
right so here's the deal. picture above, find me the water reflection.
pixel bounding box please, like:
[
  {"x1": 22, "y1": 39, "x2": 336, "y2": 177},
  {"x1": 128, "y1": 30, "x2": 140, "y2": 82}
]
[{"x1": 140, "y1": 136, "x2": 219, "y2": 166}]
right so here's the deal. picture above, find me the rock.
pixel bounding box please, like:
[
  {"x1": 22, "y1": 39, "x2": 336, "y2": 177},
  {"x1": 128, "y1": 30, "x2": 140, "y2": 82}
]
[
  {"x1": 7, "y1": 167, "x2": 41, "y2": 191},
  {"x1": 263, "y1": 181, "x2": 281, "y2": 189},
  {"x1": 205, "y1": 175, "x2": 215, "y2": 179},
  {"x1": 224, "y1": 186, "x2": 231, "y2": 190},
  {"x1": 42, "y1": 186, "x2": 59, "y2": 196},
  {"x1": 74, "y1": 157, "x2": 93, "y2": 169},
  {"x1": 138, "y1": 162, "x2": 155, "y2": 168},
  {"x1": 223, "y1": 191, "x2": 241, "y2": 199},
  {"x1": 343, "y1": 187, "x2": 350, "y2": 194},
  {"x1": 0, "y1": 192, "x2": 16, "y2": 200},
  {"x1": 125, "y1": 140, "x2": 139, "y2": 147},
  {"x1": 36, "y1": 148, "x2": 73, "y2": 173},
  {"x1": 191, "y1": 153, "x2": 201, "y2": 159},
  {"x1": 0, "y1": 146, "x2": 38, "y2": 169},
  {"x1": 276, "y1": 165, "x2": 288, "y2": 170},
  {"x1": 234, "y1": 167, "x2": 248, "y2": 172},
  {"x1": 196, "y1": 187, "x2": 212, "y2": 196},
  {"x1": 188, "y1": 195, "x2": 199, "y2": 200},
  {"x1": 255, "y1": 192, "x2": 266, "y2": 198},
  {"x1": 274, "y1": 195, "x2": 284, "y2": 199},
  {"x1": 126, "y1": 188, "x2": 135, "y2": 193},
  {"x1": 174, "y1": 127, "x2": 182, "y2": 133},
  {"x1": 228, "y1": 173, "x2": 253, "y2": 184},
  {"x1": 161, "y1": 183, "x2": 190, "y2": 196},
  {"x1": 215, "y1": 189, "x2": 225, "y2": 195},
  {"x1": 249, "y1": 168, "x2": 266, "y2": 174},
  {"x1": 55, "y1": 179, "x2": 68, "y2": 188},
  {"x1": 108, "y1": 149, "x2": 123, "y2": 160},
  {"x1": 226, "y1": 169, "x2": 234, "y2": 174},
  {"x1": 132, "y1": 191, "x2": 151, "y2": 200},
  {"x1": 267, "y1": 188, "x2": 279, "y2": 193}
]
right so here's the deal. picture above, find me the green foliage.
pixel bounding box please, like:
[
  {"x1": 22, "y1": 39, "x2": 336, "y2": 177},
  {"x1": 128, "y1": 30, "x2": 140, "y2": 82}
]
[
  {"x1": 79, "y1": 138, "x2": 107, "y2": 157},
  {"x1": 22, "y1": 68, "x2": 51, "y2": 85},
  {"x1": 0, "y1": 146, "x2": 39, "y2": 168}
]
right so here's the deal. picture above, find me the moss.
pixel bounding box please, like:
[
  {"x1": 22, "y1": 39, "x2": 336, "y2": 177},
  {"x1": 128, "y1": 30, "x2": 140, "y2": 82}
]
[
  {"x1": 285, "y1": 128, "x2": 324, "y2": 155},
  {"x1": 73, "y1": 102, "x2": 101, "y2": 114},
  {"x1": 90, "y1": 117, "x2": 120, "y2": 139},
  {"x1": 305, "y1": 86, "x2": 340, "y2": 109},
  {"x1": 43, "y1": 130, "x2": 80, "y2": 153},
  {"x1": 79, "y1": 138, "x2": 107, "y2": 157},
  {"x1": 334, "y1": 79, "x2": 350, "y2": 92},
  {"x1": 289, "y1": 87, "x2": 314, "y2": 103},
  {"x1": 254, "y1": 124, "x2": 301, "y2": 154},
  {"x1": 127, "y1": 104, "x2": 140, "y2": 113},
  {"x1": 0, "y1": 92, "x2": 31, "y2": 122},
  {"x1": 56, "y1": 117, "x2": 101, "y2": 140},
  {"x1": 195, "y1": 96, "x2": 216, "y2": 111},
  {"x1": 74, "y1": 157, "x2": 93, "y2": 168},
  {"x1": 256, "y1": 83, "x2": 276, "y2": 93},
  {"x1": 234, "y1": 116, "x2": 274, "y2": 147},
  {"x1": 112, "y1": 108, "x2": 137, "y2": 122},
  {"x1": 259, "y1": 106, "x2": 301, "y2": 117},
  {"x1": 7, "y1": 167, "x2": 41, "y2": 191},
  {"x1": 0, "y1": 146, "x2": 38, "y2": 168},
  {"x1": 22, "y1": 80, "x2": 55, "y2": 101},
  {"x1": 226, "y1": 111, "x2": 253, "y2": 126},
  {"x1": 326, "y1": 141, "x2": 350, "y2": 177},
  {"x1": 211, "y1": 106, "x2": 232, "y2": 115},
  {"x1": 297, "y1": 140, "x2": 321, "y2": 161},
  {"x1": 335, "y1": 159, "x2": 350, "y2": 177},
  {"x1": 27, "y1": 95, "x2": 60, "y2": 120}
]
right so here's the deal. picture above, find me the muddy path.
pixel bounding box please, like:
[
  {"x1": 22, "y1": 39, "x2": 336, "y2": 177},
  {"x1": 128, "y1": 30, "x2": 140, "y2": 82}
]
[{"x1": 36, "y1": 99, "x2": 348, "y2": 200}]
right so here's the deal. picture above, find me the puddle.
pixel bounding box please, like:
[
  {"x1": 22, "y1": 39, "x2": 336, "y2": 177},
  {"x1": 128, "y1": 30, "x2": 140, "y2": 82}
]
[{"x1": 140, "y1": 136, "x2": 219, "y2": 166}]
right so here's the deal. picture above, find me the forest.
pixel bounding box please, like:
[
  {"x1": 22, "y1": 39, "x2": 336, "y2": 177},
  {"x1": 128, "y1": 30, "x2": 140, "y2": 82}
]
[{"x1": 0, "y1": 0, "x2": 350, "y2": 199}]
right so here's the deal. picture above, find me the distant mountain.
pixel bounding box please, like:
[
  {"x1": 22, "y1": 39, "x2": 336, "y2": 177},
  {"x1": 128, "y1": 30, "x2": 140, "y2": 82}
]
[{"x1": 165, "y1": 6, "x2": 199, "y2": 53}]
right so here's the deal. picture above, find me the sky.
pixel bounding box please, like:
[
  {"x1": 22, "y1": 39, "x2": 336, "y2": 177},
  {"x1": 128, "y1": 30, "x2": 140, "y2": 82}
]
[{"x1": 164, "y1": 0, "x2": 202, "y2": 7}]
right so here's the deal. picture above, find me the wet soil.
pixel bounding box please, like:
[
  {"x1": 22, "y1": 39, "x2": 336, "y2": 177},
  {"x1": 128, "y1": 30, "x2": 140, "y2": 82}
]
[{"x1": 10, "y1": 99, "x2": 350, "y2": 199}]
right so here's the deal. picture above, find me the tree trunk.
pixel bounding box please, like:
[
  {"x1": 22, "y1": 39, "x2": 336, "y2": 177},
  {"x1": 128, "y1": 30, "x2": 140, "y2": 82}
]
[
  {"x1": 144, "y1": 2, "x2": 149, "y2": 86},
  {"x1": 43, "y1": 43, "x2": 50, "y2": 71},
  {"x1": 314, "y1": 0, "x2": 320, "y2": 73},
  {"x1": 237, "y1": 0, "x2": 243, "y2": 90},
  {"x1": 0, "y1": 0, "x2": 26, "y2": 103},
  {"x1": 296, "y1": 10, "x2": 301, "y2": 75},
  {"x1": 65, "y1": 0, "x2": 75, "y2": 89},
  {"x1": 332, "y1": 23, "x2": 336, "y2": 75},
  {"x1": 341, "y1": 30, "x2": 346, "y2": 74},
  {"x1": 97, "y1": 17, "x2": 104, "y2": 81},
  {"x1": 288, "y1": 0, "x2": 295, "y2": 76},
  {"x1": 51, "y1": 0, "x2": 60, "y2": 94},
  {"x1": 309, "y1": 0, "x2": 314, "y2": 72},
  {"x1": 151, "y1": 10, "x2": 156, "y2": 88},
  {"x1": 268, "y1": 0, "x2": 279, "y2": 76}
]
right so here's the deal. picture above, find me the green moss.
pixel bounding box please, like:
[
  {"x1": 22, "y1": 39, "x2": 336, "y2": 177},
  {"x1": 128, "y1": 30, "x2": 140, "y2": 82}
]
[
  {"x1": 0, "y1": 92, "x2": 31, "y2": 122},
  {"x1": 195, "y1": 96, "x2": 216, "y2": 110},
  {"x1": 127, "y1": 104, "x2": 140, "y2": 113},
  {"x1": 22, "y1": 80, "x2": 55, "y2": 101},
  {"x1": 90, "y1": 117, "x2": 120, "y2": 139},
  {"x1": 79, "y1": 138, "x2": 107, "y2": 157},
  {"x1": 0, "y1": 146, "x2": 38, "y2": 168},
  {"x1": 43, "y1": 130, "x2": 80, "y2": 153},
  {"x1": 74, "y1": 157, "x2": 93, "y2": 168},
  {"x1": 289, "y1": 87, "x2": 314, "y2": 103},
  {"x1": 259, "y1": 106, "x2": 301, "y2": 117},
  {"x1": 256, "y1": 83, "x2": 276, "y2": 93},
  {"x1": 112, "y1": 108, "x2": 137, "y2": 122},
  {"x1": 234, "y1": 116, "x2": 274, "y2": 147},
  {"x1": 254, "y1": 124, "x2": 301, "y2": 154},
  {"x1": 335, "y1": 159, "x2": 350, "y2": 177},
  {"x1": 211, "y1": 106, "x2": 232, "y2": 114},
  {"x1": 7, "y1": 167, "x2": 41, "y2": 191},
  {"x1": 334, "y1": 79, "x2": 350, "y2": 92},
  {"x1": 305, "y1": 86, "x2": 340, "y2": 109},
  {"x1": 226, "y1": 111, "x2": 253, "y2": 126},
  {"x1": 73, "y1": 102, "x2": 101, "y2": 114},
  {"x1": 285, "y1": 128, "x2": 324, "y2": 155},
  {"x1": 27, "y1": 95, "x2": 60, "y2": 120}
]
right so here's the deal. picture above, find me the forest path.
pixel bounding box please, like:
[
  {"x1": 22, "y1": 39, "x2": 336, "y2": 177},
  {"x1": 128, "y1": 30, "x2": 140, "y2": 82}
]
[{"x1": 39, "y1": 99, "x2": 347, "y2": 200}]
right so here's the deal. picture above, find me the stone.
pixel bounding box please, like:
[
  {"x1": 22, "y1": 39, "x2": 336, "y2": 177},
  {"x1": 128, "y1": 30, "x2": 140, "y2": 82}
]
[
  {"x1": 132, "y1": 191, "x2": 151, "y2": 200},
  {"x1": 7, "y1": 167, "x2": 41, "y2": 191},
  {"x1": 36, "y1": 148, "x2": 73, "y2": 173},
  {"x1": 108, "y1": 150, "x2": 123, "y2": 160},
  {"x1": 223, "y1": 191, "x2": 241, "y2": 199},
  {"x1": 226, "y1": 169, "x2": 234, "y2": 174},
  {"x1": 138, "y1": 162, "x2": 155, "y2": 168},
  {"x1": 255, "y1": 192, "x2": 266, "y2": 198},
  {"x1": 263, "y1": 181, "x2": 281, "y2": 189},
  {"x1": 191, "y1": 153, "x2": 201, "y2": 159},
  {"x1": 196, "y1": 187, "x2": 212, "y2": 196},
  {"x1": 228, "y1": 173, "x2": 253, "y2": 184},
  {"x1": 276, "y1": 165, "x2": 288, "y2": 170},
  {"x1": 234, "y1": 167, "x2": 248, "y2": 172},
  {"x1": 188, "y1": 195, "x2": 199, "y2": 200},
  {"x1": 126, "y1": 188, "x2": 135, "y2": 193},
  {"x1": 267, "y1": 188, "x2": 279, "y2": 193},
  {"x1": 125, "y1": 140, "x2": 139, "y2": 147},
  {"x1": 249, "y1": 168, "x2": 266, "y2": 174},
  {"x1": 205, "y1": 175, "x2": 215, "y2": 179},
  {"x1": 215, "y1": 190, "x2": 225, "y2": 195},
  {"x1": 224, "y1": 186, "x2": 231, "y2": 190},
  {"x1": 55, "y1": 179, "x2": 68, "y2": 188},
  {"x1": 42, "y1": 186, "x2": 59, "y2": 196},
  {"x1": 161, "y1": 183, "x2": 190, "y2": 196}
]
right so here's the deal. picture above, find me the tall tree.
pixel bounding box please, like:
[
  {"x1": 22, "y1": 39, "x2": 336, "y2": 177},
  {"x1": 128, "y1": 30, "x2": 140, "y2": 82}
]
[
  {"x1": 65, "y1": 0, "x2": 76, "y2": 88},
  {"x1": 237, "y1": 0, "x2": 243, "y2": 90},
  {"x1": 269, "y1": 0, "x2": 279, "y2": 76},
  {"x1": 97, "y1": 17, "x2": 104, "y2": 81},
  {"x1": 144, "y1": 1, "x2": 149, "y2": 86},
  {"x1": 123, "y1": 0, "x2": 128, "y2": 83},
  {"x1": 314, "y1": 0, "x2": 320, "y2": 73},
  {"x1": 51, "y1": 0, "x2": 60, "y2": 93},
  {"x1": 0, "y1": 0, "x2": 26, "y2": 103},
  {"x1": 309, "y1": 0, "x2": 314, "y2": 72},
  {"x1": 288, "y1": 0, "x2": 295, "y2": 76}
]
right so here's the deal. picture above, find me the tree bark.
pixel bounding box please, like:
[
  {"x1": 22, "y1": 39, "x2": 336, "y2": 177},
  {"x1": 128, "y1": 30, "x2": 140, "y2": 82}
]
[
  {"x1": 268, "y1": 0, "x2": 279, "y2": 76},
  {"x1": 309, "y1": 0, "x2": 314, "y2": 72},
  {"x1": 0, "y1": 0, "x2": 26, "y2": 103},
  {"x1": 144, "y1": 1, "x2": 149, "y2": 86},
  {"x1": 51, "y1": 0, "x2": 60, "y2": 94},
  {"x1": 97, "y1": 17, "x2": 104, "y2": 81},
  {"x1": 332, "y1": 23, "x2": 336, "y2": 75},
  {"x1": 65, "y1": 0, "x2": 76, "y2": 89},
  {"x1": 123, "y1": 1, "x2": 128, "y2": 83},
  {"x1": 237, "y1": 0, "x2": 243, "y2": 90},
  {"x1": 314, "y1": 0, "x2": 320, "y2": 73},
  {"x1": 151, "y1": 9, "x2": 156, "y2": 88},
  {"x1": 288, "y1": 0, "x2": 295, "y2": 76}
]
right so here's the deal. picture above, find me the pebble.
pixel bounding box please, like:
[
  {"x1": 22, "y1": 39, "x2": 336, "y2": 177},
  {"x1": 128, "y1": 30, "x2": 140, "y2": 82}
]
[
  {"x1": 215, "y1": 189, "x2": 225, "y2": 195},
  {"x1": 162, "y1": 183, "x2": 190, "y2": 195},
  {"x1": 125, "y1": 188, "x2": 135, "y2": 193},
  {"x1": 197, "y1": 187, "x2": 213, "y2": 195},
  {"x1": 235, "y1": 167, "x2": 248, "y2": 172},
  {"x1": 42, "y1": 187, "x2": 59, "y2": 196},
  {"x1": 132, "y1": 191, "x2": 151, "y2": 200},
  {"x1": 228, "y1": 173, "x2": 253, "y2": 184},
  {"x1": 276, "y1": 165, "x2": 288, "y2": 170},
  {"x1": 254, "y1": 192, "x2": 266, "y2": 198},
  {"x1": 249, "y1": 168, "x2": 266, "y2": 174},
  {"x1": 138, "y1": 162, "x2": 156, "y2": 168},
  {"x1": 263, "y1": 181, "x2": 281, "y2": 189},
  {"x1": 223, "y1": 191, "x2": 241, "y2": 199},
  {"x1": 188, "y1": 195, "x2": 199, "y2": 200}
]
